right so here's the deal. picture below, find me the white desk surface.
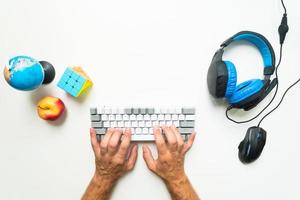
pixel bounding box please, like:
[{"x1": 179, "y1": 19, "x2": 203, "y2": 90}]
[{"x1": 1, "y1": 0, "x2": 300, "y2": 199}]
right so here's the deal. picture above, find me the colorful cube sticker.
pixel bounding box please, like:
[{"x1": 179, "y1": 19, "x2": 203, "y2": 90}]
[{"x1": 57, "y1": 67, "x2": 93, "y2": 97}]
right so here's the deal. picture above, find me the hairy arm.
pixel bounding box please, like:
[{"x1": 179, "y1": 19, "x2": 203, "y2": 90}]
[
  {"x1": 165, "y1": 175, "x2": 199, "y2": 200},
  {"x1": 82, "y1": 175, "x2": 116, "y2": 200},
  {"x1": 143, "y1": 125, "x2": 200, "y2": 200},
  {"x1": 82, "y1": 128, "x2": 138, "y2": 200}
]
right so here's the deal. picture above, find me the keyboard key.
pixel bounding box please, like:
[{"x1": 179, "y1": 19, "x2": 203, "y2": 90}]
[
  {"x1": 137, "y1": 114, "x2": 143, "y2": 121},
  {"x1": 179, "y1": 114, "x2": 185, "y2": 120},
  {"x1": 91, "y1": 115, "x2": 100, "y2": 121},
  {"x1": 130, "y1": 115, "x2": 136, "y2": 120},
  {"x1": 109, "y1": 115, "x2": 115, "y2": 120},
  {"x1": 132, "y1": 121, "x2": 138, "y2": 127},
  {"x1": 165, "y1": 114, "x2": 171, "y2": 120},
  {"x1": 140, "y1": 108, "x2": 147, "y2": 114},
  {"x1": 125, "y1": 108, "x2": 132, "y2": 114},
  {"x1": 145, "y1": 121, "x2": 152, "y2": 127},
  {"x1": 90, "y1": 107, "x2": 97, "y2": 115},
  {"x1": 92, "y1": 122, "x2": 102, "y2": 128},
  {"x1": 136, "y1": 128, "x2": 142, "y2": 134},
  {"x1": 185, "y1": 115, "x2": 196, "y2": 120},
  {"x1": 95, "y1": 128, "x2": 106, "y2": 135},
  {"x1": 171, "y1": 114, "x2": 178, "y2": 120},
  {"x1": 147, "y1": 108, "x2": 155, "y2": 115},
  {"x1": 104, "y1": 108, "x2": 111, "y2": 114},
  {"x1": 180, "y1": 121, "x2": 195, "y2": 128},
  {"x1": 101, "y1": 114, "x2": 108, "y2": 121},
  {"x1": 179, "y1": 128, "x2": 194, "y2": 134},
  {"x1": 151, "y1": 114, "x2": 157, "y2": 120},
  {"x1": 103, "y1": 121, "x2": 110, "y2": 127},
  {"x1": 143, "y1": 128, "x2": 148, "y2": 134},
  {"x1": 124, "y1": 121, "x2": 131, "y2": 127},
  {"x1": 182, "y1": 108, "x2": 195, "y2": 114},
  {"x1": 133, "y1": 108, "x2": 139, "y2": 114},
  {"x1": 158, "y1": 114, "x2": 164, "y2": 120},
  {"x1": 118, "y1": 121, "x2": 124, "y2": 127},
  {"x1": 110, "y1": 121, "x2": 117, "y2": 127},
  {"x1": 123, "y1": 114, "x2": 129, "y2": 120},
  {"x1": 173, "y1": 121, "x2": 180, "y2": 127},
  {"x1": 131, "y1": 134, "x2": 155, "y2": 141},
  {"x1": 116, "y1": 114, "x2": 122, "y2": 121},
  {"x1": 144, "y1": 114, "x2": 151, "y2": 121},
  {"x1": 138, "y1": 121, "x2": 145, "y2": 127}
]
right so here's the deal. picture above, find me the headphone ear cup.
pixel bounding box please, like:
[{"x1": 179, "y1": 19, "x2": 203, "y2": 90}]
[
  {"x1": 224, "y1": 61, "x2": 237, "y2": 97},
  {"x1": 228, "y1": 79, "x2": 264, "y2": 105}
]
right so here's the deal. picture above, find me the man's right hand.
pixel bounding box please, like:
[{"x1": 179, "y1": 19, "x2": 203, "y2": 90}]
[{"x1": 142, "y1": 125, "x2": 200, "y2": 200}]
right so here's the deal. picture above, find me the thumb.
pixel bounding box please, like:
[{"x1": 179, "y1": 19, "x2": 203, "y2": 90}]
[{"x1": 142, "y1": 145, "x2": 156, "y2": 171}]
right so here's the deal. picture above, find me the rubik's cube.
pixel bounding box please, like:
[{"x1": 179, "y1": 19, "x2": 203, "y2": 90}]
[{"x1": 57, "y1": 67, "x2": 93, "y2": 97}]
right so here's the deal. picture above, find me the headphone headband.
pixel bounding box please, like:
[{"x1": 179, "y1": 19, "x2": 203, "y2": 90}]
[{"x1": 221, "y1": 31, "x2": 276, "y2": 76}]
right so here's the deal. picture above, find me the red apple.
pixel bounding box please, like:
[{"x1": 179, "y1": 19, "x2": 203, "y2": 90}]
[{"x1": 37, "y1": 96, "x2": 65, "y2": 121}]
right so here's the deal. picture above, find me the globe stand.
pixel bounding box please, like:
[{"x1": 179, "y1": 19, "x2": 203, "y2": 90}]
[{"x1": 40, "y1": 61, "x2": 56, "y2": 84}]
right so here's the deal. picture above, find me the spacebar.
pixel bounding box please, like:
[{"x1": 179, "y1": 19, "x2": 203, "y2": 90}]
[{"x1": 131, "y1": 134, "x2": 155, "y2": 141}]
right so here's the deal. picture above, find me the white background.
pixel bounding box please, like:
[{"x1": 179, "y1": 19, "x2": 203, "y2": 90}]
[{"x1": 0, "y1": 0, "x2": 299, "y2": 199}]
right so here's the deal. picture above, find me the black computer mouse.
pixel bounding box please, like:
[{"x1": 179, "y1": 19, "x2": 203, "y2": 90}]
[{"x1": 238, "y1": 126, "x2": 267, "y2": 164}]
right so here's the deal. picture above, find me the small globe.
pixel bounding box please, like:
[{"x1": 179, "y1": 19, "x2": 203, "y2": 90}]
[{"x1": 4, "y1": 56, "x2": 45, "y2": 91}]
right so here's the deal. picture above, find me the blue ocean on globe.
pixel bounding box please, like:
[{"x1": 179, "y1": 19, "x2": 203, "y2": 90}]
[{"x1": 4, "y1": 56, "x2": 45, "y2": 91}]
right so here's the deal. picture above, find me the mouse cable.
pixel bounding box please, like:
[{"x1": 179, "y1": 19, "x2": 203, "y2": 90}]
[
  {"x1": 258, "y1": 77, "x2": 300, "y2": 127},
  {"x1": 225, "y1": 0, "x2": 288, "y2": 124}
]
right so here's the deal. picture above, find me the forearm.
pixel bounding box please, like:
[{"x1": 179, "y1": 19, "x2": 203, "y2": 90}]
[
  {"x1": 165, "y1": 175, "x2": 200, "y2": 200},
  {"x1": 81, "y1": 175, "x2": 116, "y2": 200}
]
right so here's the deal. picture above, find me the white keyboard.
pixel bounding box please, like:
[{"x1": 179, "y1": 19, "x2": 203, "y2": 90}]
[{"x1": 90, "y1": 107, "x2": 196, "y2": 141}]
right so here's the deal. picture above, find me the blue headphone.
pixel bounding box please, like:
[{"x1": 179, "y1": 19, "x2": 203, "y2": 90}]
[{"x1": 207, "y1": 31, "x2": 278, "y2": 111}]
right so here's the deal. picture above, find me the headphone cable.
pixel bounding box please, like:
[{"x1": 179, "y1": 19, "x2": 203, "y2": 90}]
[
  {"x1": 225, "y1": 45, "x2": 282, "y2": 124},
  {"x1": 225, "y1": 0, "x2": 292, "y2": 124}
]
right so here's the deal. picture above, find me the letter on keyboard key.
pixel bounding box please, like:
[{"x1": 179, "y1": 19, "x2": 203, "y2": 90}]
[{"x1": 180, "y1": 121, "x2": 195, "y2": 127}]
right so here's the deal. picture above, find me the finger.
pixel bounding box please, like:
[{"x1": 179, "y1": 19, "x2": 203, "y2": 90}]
[
  {"x1": 171, "y1": 125, "x2": 184, "y2": 150},
  {"x1": 100, "y1": 128, "x2": 114, "y2": 154},
  {"x1": 107, "y1": 129, "x2": 122, "y2": 155},
  {"x1": 153, "y1": 126, "x2": 167, "y2": 154},
  {"x1": 117, "y1": 128, "x2": 132, "y2": 158},
  {"x1": 90, "y1": 128, "x2": 101, "y2": 157},
  {"x1": 125, "y1": 144, "x2": 138, "y2": 171},
  {"x1": 182, "y1": 131, "x2": 196, "y2": 154},
  {"x1": 162, "y1": 125, "x2": 178, "y2": 151},
  {"x1": 142, "y1": 145, "x2": 156, "y2": 172}
]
